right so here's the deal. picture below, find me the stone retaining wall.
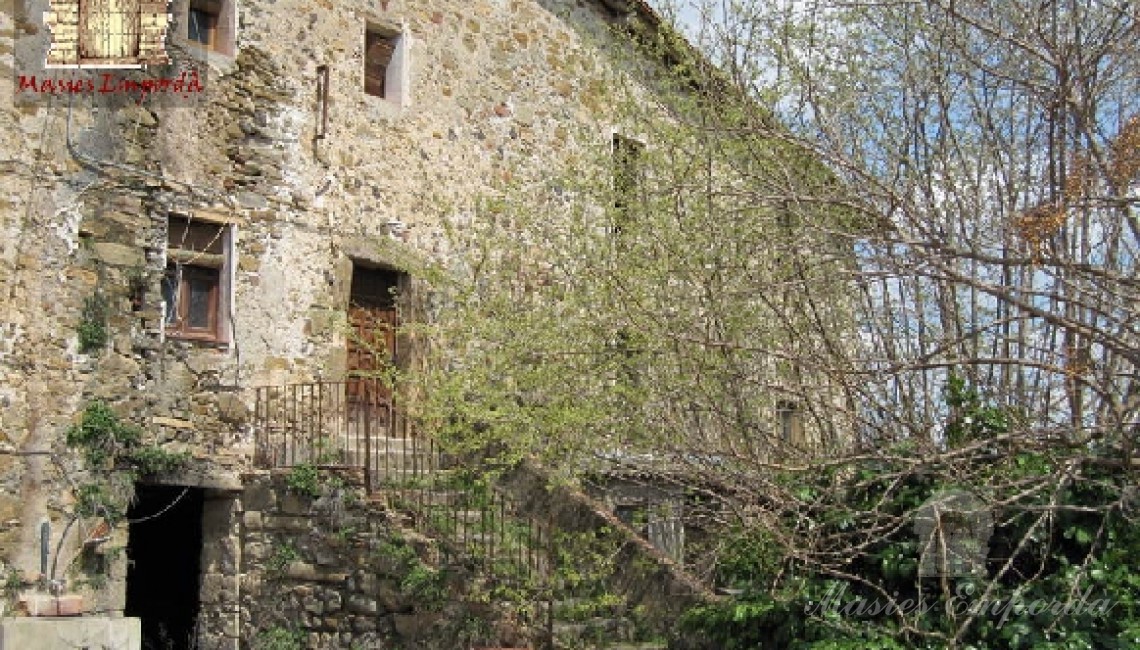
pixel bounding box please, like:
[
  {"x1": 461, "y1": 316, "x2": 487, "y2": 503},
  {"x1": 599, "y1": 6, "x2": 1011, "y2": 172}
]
[{"x1": 234, "y1": 468, "x2": 533, "y2": 649}]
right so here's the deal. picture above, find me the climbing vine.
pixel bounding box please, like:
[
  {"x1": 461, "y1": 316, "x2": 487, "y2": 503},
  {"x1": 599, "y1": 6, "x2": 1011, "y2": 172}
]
[
  {"x1": 76, "y1": 291, "x2": 109, "y2": 354},
  {"x1": 65, "y1": 400, "x2": 190, "y2": 523}
]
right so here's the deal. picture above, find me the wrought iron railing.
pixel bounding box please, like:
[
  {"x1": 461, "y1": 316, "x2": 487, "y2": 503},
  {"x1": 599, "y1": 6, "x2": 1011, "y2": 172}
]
[
  {"x1": 253, "y1": 379, "x2": 426, "y2": 492},
  {"x1": 252, "y1": 380, "x2": 551, "y2": 595},
  {"x1": 250, "y1": 380, "x2": 700, "y2": 647}
]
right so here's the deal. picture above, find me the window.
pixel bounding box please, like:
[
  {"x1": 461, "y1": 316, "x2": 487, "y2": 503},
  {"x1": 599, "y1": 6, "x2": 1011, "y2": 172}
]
[
  {"x1": 777, "y1": 400, "x2": 803, "y2": 444},
  {"x1": 364, "y1": 25, "x2": 408, "y2": 104},
  {"x1": 612, "y1": 134, "x2": 644, "y2": 241},
  {"x1": 163, "y1": 215, "x2": 232, "y2": 343},
  {"x1": 77, "y1": 0, "x2": 141, "y2": 62},
  {"x1": 188, "y1": 3, "x2": 217, "y2": 47},
  {"x1": 186, "y1": 0, "x2": 233, "y2": 55},
  {"x1": 612, "y1": 133, "x2": 644, "y2": 211}
]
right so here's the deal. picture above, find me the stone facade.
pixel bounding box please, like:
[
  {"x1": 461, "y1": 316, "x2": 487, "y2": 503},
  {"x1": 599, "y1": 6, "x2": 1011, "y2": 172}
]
[{"x1": 0, "y1": 0, "x2": 690, "y2": 645}]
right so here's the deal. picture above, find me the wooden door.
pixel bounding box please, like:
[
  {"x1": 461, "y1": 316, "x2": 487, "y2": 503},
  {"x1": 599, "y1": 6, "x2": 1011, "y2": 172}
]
[
  {"x1": 347, "y1": 267, "x2": 402, "y2": 412},
  {"x1": 347, "y1": 302, "x2": 398, "y2": 406}
]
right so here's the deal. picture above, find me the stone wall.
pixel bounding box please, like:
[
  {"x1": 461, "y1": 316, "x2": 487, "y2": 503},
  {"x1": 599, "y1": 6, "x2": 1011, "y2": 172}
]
[
  {"x1": 234, "y1": 468, "x2": 532, "y2": 650},
  {"x1": 0, "y1": 616, "x2": 140, "y2": 649},
  {"x1": 1, "y1": 0, "x2": 655, "y2": 616}
]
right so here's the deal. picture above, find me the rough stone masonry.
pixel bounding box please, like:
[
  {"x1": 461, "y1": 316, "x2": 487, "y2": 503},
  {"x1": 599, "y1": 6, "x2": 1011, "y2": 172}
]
[{"x1": 0, "y1": 0, "x2": 681, "y2": 646}]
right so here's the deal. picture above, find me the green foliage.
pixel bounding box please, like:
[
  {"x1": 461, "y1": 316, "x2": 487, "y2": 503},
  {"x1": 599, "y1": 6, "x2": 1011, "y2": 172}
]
[
  {"x1": 74, "y1": 483, "x2": 117, "y2": 521},
  {"x1": 333, "y1": 524, "x2": 358, "y2": 544},
  {"x1": 66, "y1": 401, "x2": 141, "y2": 468},
  {"x1": 266, "y1": 542, "x2": 299, "y2": 577},
  {"x1": 65, "y1": 401, "x2": 189, "y2": 525},
  {"x1": 555, "y1": 592, "x2": 623, "y2": 622},
  {"x1": 77, "y1": 291, "x2": 109, "y2": 354},
  {"x1": 680, "y1": 455, "x2": 1140, "y2": 649},
  {"x1": 944, "y1": 374, "x2": 1012, "y2": 447},
  {"x1": 284, "y1": 463, "x2": 321, "y2": 498},
  {"x1": 374, "y1": 535, "x2": 448, "y2": 608},
  {"x1": 714, "y1": 529, "x2": 786, "y2": 592},
  {"x1": 400, "y1": 563, "x2": 447, "y2": 606},
  {"x1": 374, "y1": 535, "x2": 419, "y2": 570},
  {"x1": 2, "y1": 565, "x2": 22, "y2": 596},
  {"x1": 410, "y1": 53, "x2": 859, "y2": 478},
  {"x1": 67, "y1": 400, "x2": 190, "y2": 476},
  {"x1": 253, "y1": 626, "x2": 304, "y2": 650},
  {"x1": 126, "y1": 445, "x2": 192, "y2": 476}
]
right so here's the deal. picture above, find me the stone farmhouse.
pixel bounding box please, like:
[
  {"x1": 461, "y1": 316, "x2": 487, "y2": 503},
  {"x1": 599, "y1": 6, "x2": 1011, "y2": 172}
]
[{"x1": 0, "y1": 0, "x2": 841, "y2": 647}]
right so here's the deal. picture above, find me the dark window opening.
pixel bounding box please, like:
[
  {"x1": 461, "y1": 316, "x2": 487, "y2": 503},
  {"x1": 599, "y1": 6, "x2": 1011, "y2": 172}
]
[
  {"x1": 188, "y1": 5, "x2": 217, "y2": 47},
  {"x1": 187, "y1": 0, "x2": 232, "y2": 55},
  {"x1": 125, "y1": 485, "x2": 205, "y2": 650},
  {"x1": 777, "y1": 400, "x2": 802, "y2": 443},
  {"x1": 167, "y1": 215, "x2": 225, "y2": 254},
  {"x1": 351, "y1": 265, "x2": 401, "y2": 309},
  {"x1": 613, "y1": 133, "x2": 644, "y2": 212},
  {"x1": 364, "y1": 29, "x2": 398, "y2": 98}
]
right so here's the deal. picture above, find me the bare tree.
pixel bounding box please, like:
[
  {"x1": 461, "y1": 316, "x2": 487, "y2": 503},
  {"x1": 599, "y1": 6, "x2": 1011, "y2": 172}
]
[{"x1": 410, "y1": 1, "x2": 1139, "y2": 645}]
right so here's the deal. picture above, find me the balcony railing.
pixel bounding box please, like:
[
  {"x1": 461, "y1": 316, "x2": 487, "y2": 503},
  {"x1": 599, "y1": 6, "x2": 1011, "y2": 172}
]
[{"x1": 253, "y1": 379, "x2": 438, "y2": 493}]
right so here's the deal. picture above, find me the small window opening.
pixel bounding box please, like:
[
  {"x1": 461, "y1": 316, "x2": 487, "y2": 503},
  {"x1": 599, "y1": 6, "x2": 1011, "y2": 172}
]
[
  {"x1": 187, "y1": 0, "x2": 233, "y2": 55},
  {"x1": 777, "y1": 400, "x2": 803, "y2": 444},
  {"x1": 613, "y1": 133, "x2": 644, "y2": 211},
  {"x1": 365, "y1": 28, "x2": 399, "y2": 99},
  {"x1": 612, "y1": 134, "x2": 644, "y2": 242},
  {"x1": 188, "y1": 3, "x2": 218, "y2": 47},
  {"x1": 164, "y1": 215, "x2": 231, "y2": 344}
]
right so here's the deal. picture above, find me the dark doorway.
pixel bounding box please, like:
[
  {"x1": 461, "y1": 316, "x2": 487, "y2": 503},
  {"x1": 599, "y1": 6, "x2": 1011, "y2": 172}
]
[{"x1": 125, "y1": 485, "x2": 205, "y2": 650}]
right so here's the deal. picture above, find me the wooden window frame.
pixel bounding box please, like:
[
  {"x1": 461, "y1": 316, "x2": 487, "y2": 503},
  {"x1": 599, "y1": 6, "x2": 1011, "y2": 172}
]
[
  {"x1": 163, "y1": 215, "x2": 233, "y2": 345},
  {"x1": 186, "y1": 0, "x2": 233, "y2": 56},
  {"x1": 163, "y1": 264, "x2": 221, "y2": 341},
  {"x1": 363, "y1": 24, "x2": 408, "y2": 105}
]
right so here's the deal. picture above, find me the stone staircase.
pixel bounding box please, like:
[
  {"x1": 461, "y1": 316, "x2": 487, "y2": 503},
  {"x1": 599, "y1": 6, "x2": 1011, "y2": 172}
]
[
  {"x1": 549, "y1": 596, "x2": 667, "y2": 650},
  {"x1": 254, "y1": 387, "x2": 715, "y2": 648},
  {"x1": 348, "y1": 435, "x2": 696, "y2": 649}
]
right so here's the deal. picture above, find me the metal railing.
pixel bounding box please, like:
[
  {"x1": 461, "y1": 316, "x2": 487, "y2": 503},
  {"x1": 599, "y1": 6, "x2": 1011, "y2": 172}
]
[
  {"x1": 254, "y1": 379, "x2": 424, "y2": 492},
  {"x1": 251, "y1": 380, "x2": 699, "y2": 647},
  {"x1": 252, "y1": 380, "x2": 551, "y2": 593}
]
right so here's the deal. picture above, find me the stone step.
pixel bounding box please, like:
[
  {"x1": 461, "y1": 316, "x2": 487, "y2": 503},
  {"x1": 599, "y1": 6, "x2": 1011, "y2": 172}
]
[
  {"x1": 341, "y1": 435, "x2": 441, "y2": 454},
  {"x1": 370, "y1": 472, "x2": 478, "y2": 493},
  {"x1": 553, "y1": 616, "x2": 635, "y2": 644},
  {"x1": 381, "y1": 488, "x2": 465, "y2": 506},
  {"x1": 339, "y1": 437, "x2": 442, "y2": 458},
  {"x1": 551, "y1": 596, "x2": 622, "y2": 621},
  {"x1": 367, "y1": 465, "x2": 442, "y2": 479}
]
